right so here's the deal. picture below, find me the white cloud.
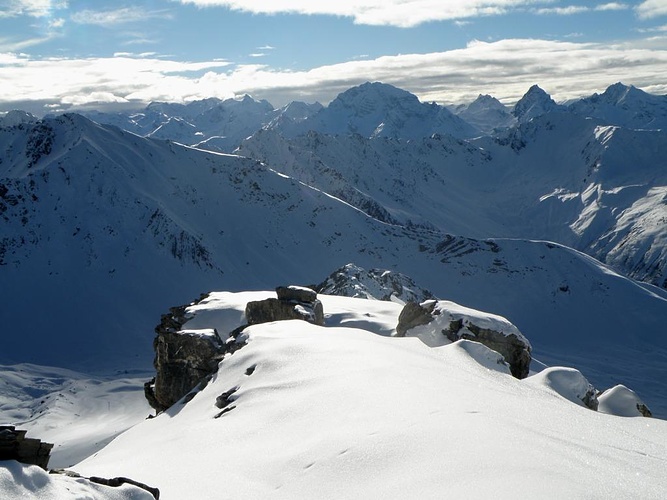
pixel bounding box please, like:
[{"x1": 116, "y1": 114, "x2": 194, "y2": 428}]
[
  {"x1": 2, "y1": 37, "x2": 667, "y2": 113},
  {"x1": 0, "y1": 0, "x2": 67, "y2": 18},
  {"x1": 173, "y1": 0, "x2": 556, "y2": 27},
  {"x1": 70, "y1": 7, "x2": 173, "y2": 26},
  {"x1": 533, "y1": 6, "x2": 588, "y2": 15},
  {"x1": 0, "y1": 35, "x2": 54, "y2": 51},
  {"x1": 595, "y1": 3, "x2": 629, "y2": 11},
  {"x1": 636, "y1": 0, "x2": 667, "y2": 19}
]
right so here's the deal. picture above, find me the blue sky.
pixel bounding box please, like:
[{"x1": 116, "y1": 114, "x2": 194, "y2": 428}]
[{"x1": 1, "y1": 0, "x2": 667, "y2": 114}]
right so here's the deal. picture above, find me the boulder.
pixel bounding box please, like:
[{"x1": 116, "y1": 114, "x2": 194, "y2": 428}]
[
  {"x1": 0, "y1": 426, "x2": 53, "y2": 470},
  {"x1": 396, "y1": 300, "x2": 532, "y2": 379},
  {"x1": 276, "y1": 285, "x2": 318, "y2": 303},
  {"x1": 145, "y1": 298, "x2": 229, "y2": 413},
  {"x1": 246, "y1": 286, "x2": 324, "y2": 326},
  {"x1": 396, "y1": 300, "x2": 437, "y2": 336}
]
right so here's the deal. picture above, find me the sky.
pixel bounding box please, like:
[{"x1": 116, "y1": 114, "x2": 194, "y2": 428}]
[{"x1": 1, "y1": 0, "x2": 667, "y2": 114}]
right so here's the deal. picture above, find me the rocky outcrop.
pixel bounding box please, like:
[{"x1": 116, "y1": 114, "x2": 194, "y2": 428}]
[
  {"x1": 145, "y1": 287, "x2": 324, "y2": 413},
  {"x1": 396, "y1": 300, "x2": 532, "y2": 379},
  {"x1": 317, "y1": 263, "x2": 436, "y2": 304},
  {"x1": 0, "y1": 426, "x2": 53, "y2": 469},
  {"x1": 145, "y1": 296, "x2": 231, "y2": 413},
  {"x1": 396, "y1": 300, "x2": 438, "y2": 336},
  {"x1": 246, "y1": 286, "x2": 324, "y2": 326}
]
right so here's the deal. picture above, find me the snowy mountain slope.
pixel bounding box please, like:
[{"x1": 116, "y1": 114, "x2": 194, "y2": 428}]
[
  {"x1": 236, "y1": 128, "x2": 503, "y2": 235},
  {"x1": 569, "y1": 82, "x2": 667, "y2": 130},
  {"x1": 0, "y1": 364, "x2": 151, "y2": 468},
  {"x1": 0, "y1": 461, "x2": 155, "y2": 499},
  {"x1": 273, "y1": 82, "x2": 482, "y2": 140},
  {"x1": 74, "y1": 315, "x2": 667, "y2": 499},
  {"x1": 1, "y1": 113, "x2": 667, "y2": 416},
  {"x1": 240, "y1": 111, "x2": 667, "y2": 288},
  {"x1": 0, "y1": 114, "x2": 435, "y2": 370}
]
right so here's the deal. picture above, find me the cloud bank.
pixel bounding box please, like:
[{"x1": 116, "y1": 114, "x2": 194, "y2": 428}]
[
  {"x1": 2, "y1": 37, "x2": 667, "y2": 114},
  {"x1": 172, "y1": 0, "x2": 659, "y2": 26}
]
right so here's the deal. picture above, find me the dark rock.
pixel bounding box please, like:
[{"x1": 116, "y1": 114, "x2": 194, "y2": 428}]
[
  {"x1": 0, "y1": 426, "x2": 53, "y2": 470},
  {"x1": 245, "y1": 286, "x2": 325, "y2": 326},
  {"x1": 396, "y1": 300, "x2": 532, "y2": 379},
  {"x1": 445, "y1": 320, "x2": 532, "y2": 379},
  {"x1": 637, "y1": 403, "x2": 653, "y2": 418},
  {"x1": 215, "y1": 387, "x2": 239, "y2": 409},
  {"x1": 396, "y1": 300, "x2": 437, "y2": 336},
  {"x1": 276, "y1": 285, "x2": 317, "y2": 303},
  {"x1": 317, "y1": 263, "x2": 436, "y2": 303},
  {"x1": 149, "y1": 326, "x2": 225, "y2": 412},
  {"x1": 88, "y1": 475, "x2": 160, "y2": 499},
  {"x1": 146, "y1": 295, "x2": 229, "y2": 413}
]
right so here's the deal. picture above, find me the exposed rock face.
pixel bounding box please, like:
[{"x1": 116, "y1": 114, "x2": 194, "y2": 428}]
[
  {"x1": 396, "y1": 300, "x2": 437, "y2": 336},
  {"x1": 317, "y1": 263, "x2": 436, "y2": 304},
  {"x1": 445, "y1": 318, "x2": 532, "y2": 380},
  {"x1": 246, "y1": 286, "x2": 324, "y2": 326},
  {"x1": 396, "y1": 300, "x2": 532, "y2": 379},
  {"x1": 145, "y1": 296, "x2": 229, "y2": 413},
  {"x1": 0, "y1": 426, "x2": 53, "y2": 469}
]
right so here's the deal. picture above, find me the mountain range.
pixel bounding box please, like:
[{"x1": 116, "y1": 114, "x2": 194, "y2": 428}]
[{"x1": 1, "y1": 80, "x2": 667, "y2": 497}]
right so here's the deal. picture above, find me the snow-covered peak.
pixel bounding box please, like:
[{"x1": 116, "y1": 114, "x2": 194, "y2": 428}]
[
  {"x1": 569, "y1": 82, "x2": 667, "y2": 129},
  {"x1": 452, "y1": 93, "x2": 516, "y2": 134},
  {"x1": 329, "y1": 81, "x2": 420, "y2": 112},
  {"x1": 513, "y1": 84, "x2": 565, "y2": 122},
  {"x1": 277, "y1": 100, "x2": 323, "y2": 121},
  {"x1": 276, "y1": 81, "x2": 481, "y2": 140},
  {"x1": 601, "y1": 82, "x2": 642, "y2": 104},
  {"x1": 0, "y1": 110, "x2": 39, "y2": 127}
]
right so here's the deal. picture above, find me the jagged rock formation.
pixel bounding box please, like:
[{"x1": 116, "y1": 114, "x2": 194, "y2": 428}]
[
  {"x1": 145, "y1": 286, "x2": 323, "y2": 412},
  {"x1": 246, "y1": 286, "x2": 324, "y2": 326},
  {"x1": 0, "y1": 426, "x2": 53, "y2": 469},
  {"x1": 145, "y1": 295, "x2": 228, "y2": 413},
  {"x1": 396, "y1": 300, "x2": 532, "y2": 379},
  {"x1": 317, "y1": 263, "x2": 436, "y2": 304}
]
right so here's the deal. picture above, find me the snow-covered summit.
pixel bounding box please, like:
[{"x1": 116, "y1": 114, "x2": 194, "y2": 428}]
[
  {"x1": 276, "y1": 81, "x2": 481, "y2": 140},
  {"x1": 513, "y1": 84, "x2": 565, "y2": 122},
  {"x1": 451, "y1": 93, "x2": 516, "y2": 134},
  {"x1": 0, "y1": 109, "x2": 38, "y2": 128},
  {"x1": 569, "y1": 82, "x2": 667, "y2": 129}
]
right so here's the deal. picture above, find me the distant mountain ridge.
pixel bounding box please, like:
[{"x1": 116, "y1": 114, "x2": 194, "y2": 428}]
[{"x1": 1, "y1": 112, "x2": 667, "y2": 416}]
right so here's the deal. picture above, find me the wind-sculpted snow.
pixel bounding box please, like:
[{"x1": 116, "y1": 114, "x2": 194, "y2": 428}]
[
  {"x1": 74, "y1": 319, "x2": 667, "y2": 499},
  {"x1": 0, "y1": 461, "x2": 155, "y2": 500}
]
